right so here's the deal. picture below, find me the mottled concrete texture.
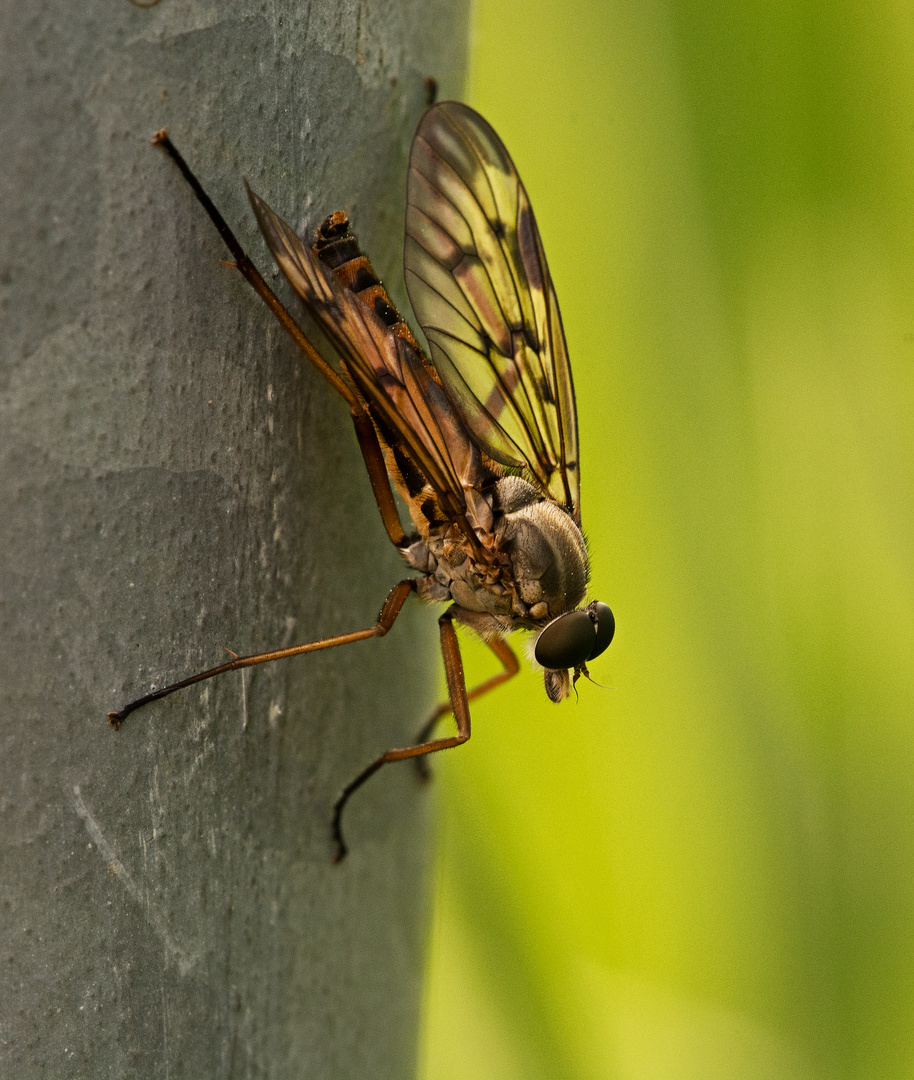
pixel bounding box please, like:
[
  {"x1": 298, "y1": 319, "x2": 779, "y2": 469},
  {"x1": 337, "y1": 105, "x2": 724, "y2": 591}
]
[{"x1": 0, "y1": 1, "x2": 468, "y2": 1075}]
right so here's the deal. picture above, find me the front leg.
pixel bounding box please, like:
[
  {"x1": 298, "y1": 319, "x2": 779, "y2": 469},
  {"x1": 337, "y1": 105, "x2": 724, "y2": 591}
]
[
  {"x1": 331, "y1": 607, "x2": 473, "y2": 863},
  {"x1": 412, "y1": 635, "x2": 519, "y2": 782}
]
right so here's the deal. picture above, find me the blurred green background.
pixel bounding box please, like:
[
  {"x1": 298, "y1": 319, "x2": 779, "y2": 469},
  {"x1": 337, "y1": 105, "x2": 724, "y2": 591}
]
[{"x1": 420, "y1": 2, "x2": 914, "y2": 1078}]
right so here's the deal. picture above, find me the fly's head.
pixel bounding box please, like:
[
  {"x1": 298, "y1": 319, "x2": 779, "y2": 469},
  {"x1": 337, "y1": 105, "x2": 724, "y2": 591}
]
[
  {"x1": 533, "y1": 601, "x2": 615, "y2": 702},
  {"x1": 490, "y1": 478, "x2": 612, "y2": 700}
]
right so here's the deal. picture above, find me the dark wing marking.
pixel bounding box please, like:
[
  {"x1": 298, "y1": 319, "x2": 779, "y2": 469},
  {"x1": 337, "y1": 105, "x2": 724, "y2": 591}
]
[
  {"x1": 246, "y1": 185, "x2": 494, "y2": 538},
  {"x1": 404, "y1": 101, "x2": 581, "y2": 522}
]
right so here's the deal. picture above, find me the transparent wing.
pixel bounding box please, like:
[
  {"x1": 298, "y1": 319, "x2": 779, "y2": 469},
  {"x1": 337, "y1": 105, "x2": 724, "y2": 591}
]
[
  {"x1": 404, "y1": 101, "x2": 581, "y2": 522},
  {"x1": 246, "y1": 185, "x2": 493, "y2": 536}
]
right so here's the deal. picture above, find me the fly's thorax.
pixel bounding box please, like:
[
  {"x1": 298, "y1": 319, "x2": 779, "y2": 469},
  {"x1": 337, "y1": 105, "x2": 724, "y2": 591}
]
[
  {"x1": 402, "y1": 477, "x2": 588, "y2": 624},
  {"x1": 494, "y1": 477, "x2": 589, "y2": 620},
  {"x1": 403, "y1": 527, "x2": 513, "y2": 616}
]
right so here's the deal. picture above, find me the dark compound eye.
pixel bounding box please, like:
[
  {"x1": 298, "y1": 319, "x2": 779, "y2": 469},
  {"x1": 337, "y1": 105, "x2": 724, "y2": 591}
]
[
  {"x1": 587, "y1": 601, "x2": 615, "y2": 660},
  {"x1": 534, "y1": 602, "x2": 615, "y2": 671}
]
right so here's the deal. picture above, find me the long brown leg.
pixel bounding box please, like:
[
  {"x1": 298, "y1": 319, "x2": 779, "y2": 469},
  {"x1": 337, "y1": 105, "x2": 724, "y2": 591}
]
[
  {"x1": 154, "y1": 131, "x2": 358, "y2": 408},
  {"x1": 415, "y1": 636, "x2": 518, "y2": 745},
  {"x1": 153, "y1": 131, "x2": 411, "y2": 548},
  {"x1": 109, "y1": 580, "x2": 417, "y2": 727},
  {"x1": 412, "y1": 635, "x2": 519, "y2": 782},
  {"x1": 348, "y1": 408, "x2": 409, "y2": 547},
  {"x1": 331, "y1": 607, "x2": 473, "y2": 863}
]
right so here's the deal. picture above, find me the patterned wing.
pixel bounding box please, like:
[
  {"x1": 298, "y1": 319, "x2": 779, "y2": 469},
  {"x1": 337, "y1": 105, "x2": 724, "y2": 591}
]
[
  {"x1": 246, "y1": 185, "x2": 492, "y2": 537},
  {"x1": 404, "y1": 101, "x2": 581, "y2": 522}
]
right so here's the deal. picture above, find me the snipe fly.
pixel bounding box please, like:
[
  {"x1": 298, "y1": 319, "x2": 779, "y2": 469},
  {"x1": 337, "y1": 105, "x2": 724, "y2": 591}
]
[{"x1": 109, "y1": 100, "x2": 615, "y2": 861}]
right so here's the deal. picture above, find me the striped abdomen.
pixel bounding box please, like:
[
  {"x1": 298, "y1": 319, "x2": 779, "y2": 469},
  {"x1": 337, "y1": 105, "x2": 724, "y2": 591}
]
[{"x1": 312, "y1": 212, "x2": 420, "y2": 352}]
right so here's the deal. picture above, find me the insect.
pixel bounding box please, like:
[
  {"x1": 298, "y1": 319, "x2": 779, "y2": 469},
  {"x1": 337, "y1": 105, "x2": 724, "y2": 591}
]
[{"x1": 109, "y1": 100, "x2": 615, "y2": 861}]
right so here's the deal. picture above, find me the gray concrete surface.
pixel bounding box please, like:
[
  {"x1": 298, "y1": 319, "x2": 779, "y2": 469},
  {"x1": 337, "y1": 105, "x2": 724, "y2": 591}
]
[{"x1": 0, "y1": 1, "x2": 468, "y2": 1075}]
